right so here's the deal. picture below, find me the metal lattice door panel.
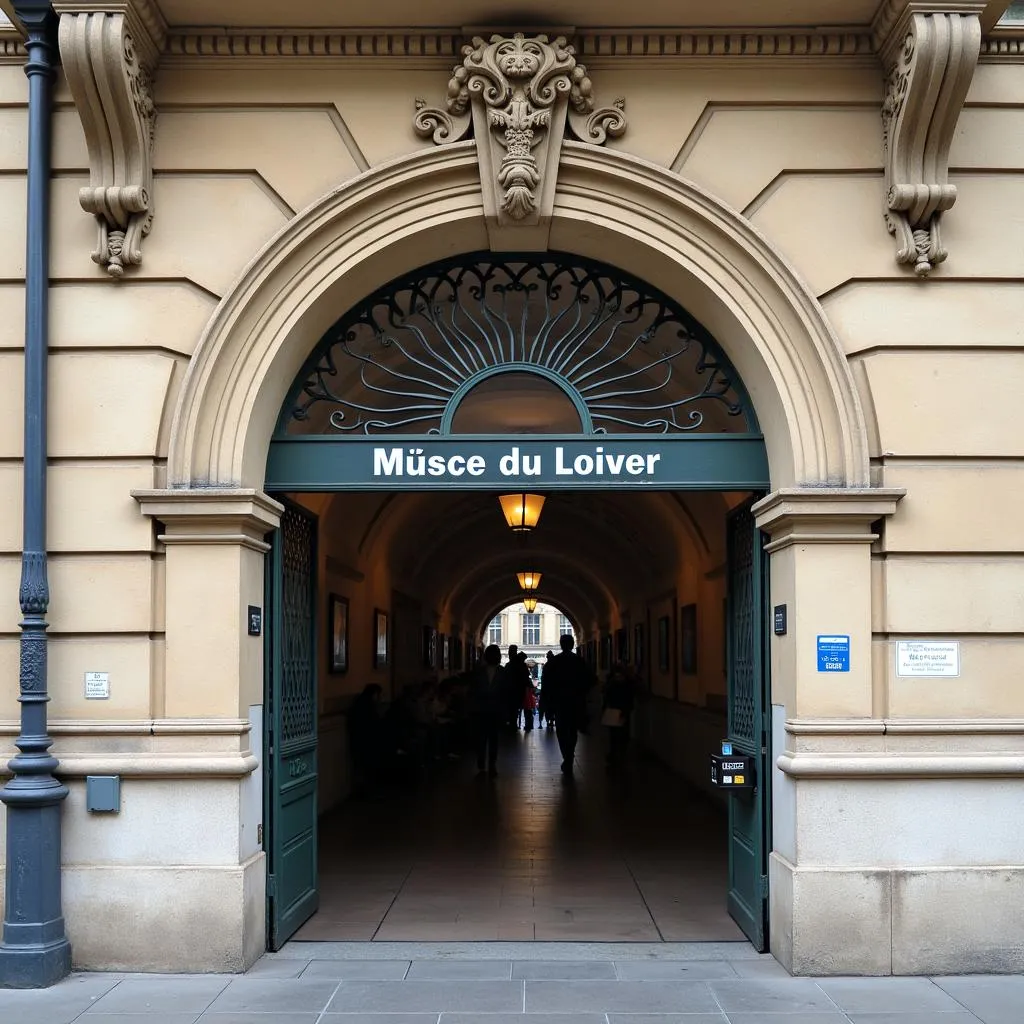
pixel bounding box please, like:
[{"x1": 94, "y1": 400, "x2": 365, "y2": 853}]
[
  {"x1": 266, "y1": 501, "x2": 319, "y2": 950},
  {"x1": 726, "y1": 500, "x2": 769, "y2": 951}
]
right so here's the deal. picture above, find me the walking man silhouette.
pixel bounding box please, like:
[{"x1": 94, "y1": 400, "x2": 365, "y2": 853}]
[{"x1": 542, "y1": 634, "x2": 595, "y2": 777}]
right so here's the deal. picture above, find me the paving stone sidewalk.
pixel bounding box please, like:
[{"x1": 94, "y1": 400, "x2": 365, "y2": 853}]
[{"x1": 0, "y1": 942, "x2": 1020, "y2": 1024}]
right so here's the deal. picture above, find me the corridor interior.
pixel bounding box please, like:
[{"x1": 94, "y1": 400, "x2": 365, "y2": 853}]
[
  {"x1": 296, "y1": 724, "x2": 746, "y2": 943},
  {"x1": 275, "y1": 487, "x2": 757, "y2": 946}
]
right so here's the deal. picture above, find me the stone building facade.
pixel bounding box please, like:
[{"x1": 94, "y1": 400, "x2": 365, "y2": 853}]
[
  {"x1": 0, "y1": 0, "x2": 1023, "y2": 984},
  {"x1": 489, "y1": 601, "x2": 575, "y2": 671}
]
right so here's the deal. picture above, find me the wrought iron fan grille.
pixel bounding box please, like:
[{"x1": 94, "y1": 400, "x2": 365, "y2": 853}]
[{"x1": 281, "y1": 253, "x2": 757, "y2": 436}]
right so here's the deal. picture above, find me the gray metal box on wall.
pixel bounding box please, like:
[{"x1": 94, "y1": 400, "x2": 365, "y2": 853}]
[{"x1": 85, "y1": 775, "x2": 120, "y2": 813}]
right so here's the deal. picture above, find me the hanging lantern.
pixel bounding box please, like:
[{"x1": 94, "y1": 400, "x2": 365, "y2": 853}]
[
  {"x1": 499, "y1": 493, "x2": 545, "y2": 532},
  {"x1": 516, "y1": 571, "x2": 542, "y2": 592},
  {"x1": 522, "y1": 596, "x2": 539, "y2": 614}
]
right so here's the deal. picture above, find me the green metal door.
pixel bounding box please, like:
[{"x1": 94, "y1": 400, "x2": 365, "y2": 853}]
[
  {"x1": 265, "y1": 500, "x2": 319, "y2": 949},
  {"x1": 725, "y1": 499, "x2": 770, "y2": 950}
]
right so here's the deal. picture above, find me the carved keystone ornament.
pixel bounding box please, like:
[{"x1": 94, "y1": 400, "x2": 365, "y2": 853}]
[
  {"x1": 879, "y1": 5, "x2": 982, "y2": 276},
  {"x1": 415, "y1": 33, "x2": 625, "y2": 249}
]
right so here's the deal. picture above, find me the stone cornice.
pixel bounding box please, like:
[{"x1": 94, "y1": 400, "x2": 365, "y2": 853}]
[
  {"x1": 788, "y1": 717, "x2": 1024, "y2": 735},
  {"x1": 162, "y1": 30, "x2": 877, "y2": 63},
  {"x1": 133, "y1": 488, "x2": 284, "y2": 552},
  {"x1": 778, "y1": 752, "x2": 1024, "y2": 777},
  {"x1": 0, "y1": 717, "x2": 258, "y2": 778},
  {"x1": 753, "y1": 488, "x2": 905, "y2": 552},
  {"x1": 3, "y1": 22, "x2": 1017, "y2": 65}
]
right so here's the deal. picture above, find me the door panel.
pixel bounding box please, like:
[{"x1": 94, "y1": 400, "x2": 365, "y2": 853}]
[
  {"x1": 726, "y1": 499, "x2": 769, "y2": 950},
  {"x1": 266, "y1": 501, "x2": 319, "y2": 950}
]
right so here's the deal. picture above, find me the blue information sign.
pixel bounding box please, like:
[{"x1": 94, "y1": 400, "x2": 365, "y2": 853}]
[{"x1": 817, "y1": 635, "x2": 850, "y2": 672}]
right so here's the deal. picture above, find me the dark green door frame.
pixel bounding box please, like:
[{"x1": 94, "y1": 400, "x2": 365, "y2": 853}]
[
  {"x1": 725, "y1": 498, "x2": 771, "y2": 951},
  {"x1": 264, "y1": 500, "x2": 320, "y2": 950}
]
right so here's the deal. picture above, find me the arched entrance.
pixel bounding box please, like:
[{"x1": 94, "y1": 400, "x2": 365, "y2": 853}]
[
  {"x1": 262, "y1": 247, "x2": 771, "y2": 950},
  {"x1": 137, "y1": 142, "x2": 898, "y2": 974}
]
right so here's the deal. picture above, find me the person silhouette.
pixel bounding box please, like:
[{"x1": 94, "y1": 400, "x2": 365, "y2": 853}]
[
  {"x1": 471, "y1": 644, "x2": 505, "y2": 777},
  {"x1": 542, "y1": 634, "x2": 595, "y2": 777}
]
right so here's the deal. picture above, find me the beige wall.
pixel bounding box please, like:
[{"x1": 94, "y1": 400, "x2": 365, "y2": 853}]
[{"x1": 0, "y1": 27, "x2": 1022, "y2": 975}]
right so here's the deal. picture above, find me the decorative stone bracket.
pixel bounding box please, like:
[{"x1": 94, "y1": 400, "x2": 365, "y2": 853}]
[
  {"x1": 55, "y1": 1, "x2": 166, "y2": 278},
  {"x1": 877, "y1": 3, "x2": 984, "y2": 276},
  {"x1": 414, "y1": 33, "x2": 626, "y2": 250}
]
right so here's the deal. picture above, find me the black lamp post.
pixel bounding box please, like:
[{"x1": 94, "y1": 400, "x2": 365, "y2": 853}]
[{"x1": 0, "y1": 0, "x2": 72, "y2": 988}]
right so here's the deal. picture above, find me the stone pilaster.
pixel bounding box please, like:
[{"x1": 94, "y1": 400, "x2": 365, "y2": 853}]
[{"x1": 132, "y1": 489, "x2": 282, "y2": 719}]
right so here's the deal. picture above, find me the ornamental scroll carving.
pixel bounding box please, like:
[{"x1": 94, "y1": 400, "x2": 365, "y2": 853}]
[
  {"x1": 880, "y1": 8, "x2": 981, "y2": 276},
  {"x1": 57, "y1": 5, "x2": 164, "y2": 278},
  {"x1": 414, "y1": 33, "x2": 625, "y2": 249}
]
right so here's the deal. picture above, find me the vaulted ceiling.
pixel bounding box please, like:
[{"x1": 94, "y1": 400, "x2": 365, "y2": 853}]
[{"x1": 313, "y1": 487, "x2": 747, "y2": 636}]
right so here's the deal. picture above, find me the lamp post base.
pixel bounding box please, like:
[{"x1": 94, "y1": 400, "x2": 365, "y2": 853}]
[{"x1": 0, "y1": 936, "x2": 72, "y2": 989}]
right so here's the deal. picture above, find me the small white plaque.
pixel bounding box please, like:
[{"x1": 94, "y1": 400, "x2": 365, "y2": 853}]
[
  {"x1": 84, "y1": 672, "x2": 110, "y2": 699},
  {"x1": 896, "y1": 641, "x2": 960, "y2": 677}
]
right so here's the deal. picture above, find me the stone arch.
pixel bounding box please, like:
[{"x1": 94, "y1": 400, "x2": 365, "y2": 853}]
[{"x1": 167, "y1": 141, "x2": 869, "y2": 490}]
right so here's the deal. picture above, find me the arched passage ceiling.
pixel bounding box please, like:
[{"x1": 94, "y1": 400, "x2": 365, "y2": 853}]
[{"x1": 312, "y1": 488, "x2": 743, "y2": 636}]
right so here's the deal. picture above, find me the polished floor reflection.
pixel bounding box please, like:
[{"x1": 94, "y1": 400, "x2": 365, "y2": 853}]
[{"x1": 296, "y1": 727, "x2": 746, "y2": 943}]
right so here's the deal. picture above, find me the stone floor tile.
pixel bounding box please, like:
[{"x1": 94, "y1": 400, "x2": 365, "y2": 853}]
[
  {"x1": 513, "y1": 960, "x2": 617, "y2": 979},
  {"x1": 615, "y1": 960, "x2": 739, "y2": 980},
  {"x1": 708, "y1": 979, "x2": 841, "y2": 1014},
  {"x1": 728, "y1": 958, "x2": 792, "y2": 979},
  {"x1": 606, "y1": 1016, "x2": 727, "y2": 1024},
  {"x1": 819, "y1": 976, "x2": 966, "y2": 1013},
  {"x1": 846, "y1": 1013, "x2": 983, "y2": 1024},
  {"x1": 442, "y1": 1015, "x2": 608, "y2": 1024},
  {"x1": 86, "y1": 977, "x2": 231, "y2": 1015},
  {"x1": 526, "y1": 979, "x2": 719, "y2": 1013},
  {"x1": 242, "y1": 956, "x2": 310, "y2": 978},
  {"x1": 78, "y1": 1015, "x2": 199, "y2": 1024},
  {"x1": 291, "y1": 920, "x2": 379, "y2": 941},
  {"x1": 406, "y1": 960, "x2": 512, "y2": 979},
  {"x1": 0, "y1": 970, "x2": 118, "y2": 1019},
  {"x1": 931, "y1": 976, "x2": 1024, "y2": 1024},
  {"x1": 0, "y1": 973, "x2": 120, "y2": 1024},
  {"x1": 724, "y1": 1015, "x2": 848, "y2": 1024},
  {"x1": 197, "y1": 1015, "x2": 320, "y2": 1024},
  {"x1": 325, "y1": 980, "x2": 524, "y2": 1013},
  {"x1": 300, "y1": 960, "x2": 411, "y2": 979},
  {"x1": 204, "y1": 978, "x2": 339, "y2": 1014},
  {"x1": 307, "y1": 1016, "x2": 438, "y2": 1024}
]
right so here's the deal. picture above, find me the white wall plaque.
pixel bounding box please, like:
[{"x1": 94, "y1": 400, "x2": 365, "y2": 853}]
[
  {"x1": 896, "y1": 641, "x2": 960, "y2": 677},
  {"x1": 84, "y1": 672, "x2": 110, "y2": 699}
]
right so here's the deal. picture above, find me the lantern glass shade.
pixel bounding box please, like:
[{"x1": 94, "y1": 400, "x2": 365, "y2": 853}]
[
  {"x1": 499, "y1": 493, "x2": 545, "y2": 531},
  {"x1": 516, "y1": 571, "x2": 542, "y2": 592},
  {"x1": 522, "y1": 596, "x2": 539, "y2": 613}
]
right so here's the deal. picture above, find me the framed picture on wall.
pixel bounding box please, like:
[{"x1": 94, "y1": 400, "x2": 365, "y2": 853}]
[
  {"x1": 657, "y1": 615, "x2": 670, "y2": 673},
  {"x1": 422, "y1": 626, "x2": 436, "y2": 669},
  {"x1": 634, "y1": 622, "x2": 644, "y2": 669},
  {"x1": 616, "y1": 627, "x2": 628, "y2": 663},
  {"x1": 374, "y1": 609, "x2": 389, "y2": 668},
  {"x1": 681, "y1": 603, "x2": 698, "y2": 675},
  {"x1": 328, "y1": 594, "x2": 348, "y2": 674}
]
